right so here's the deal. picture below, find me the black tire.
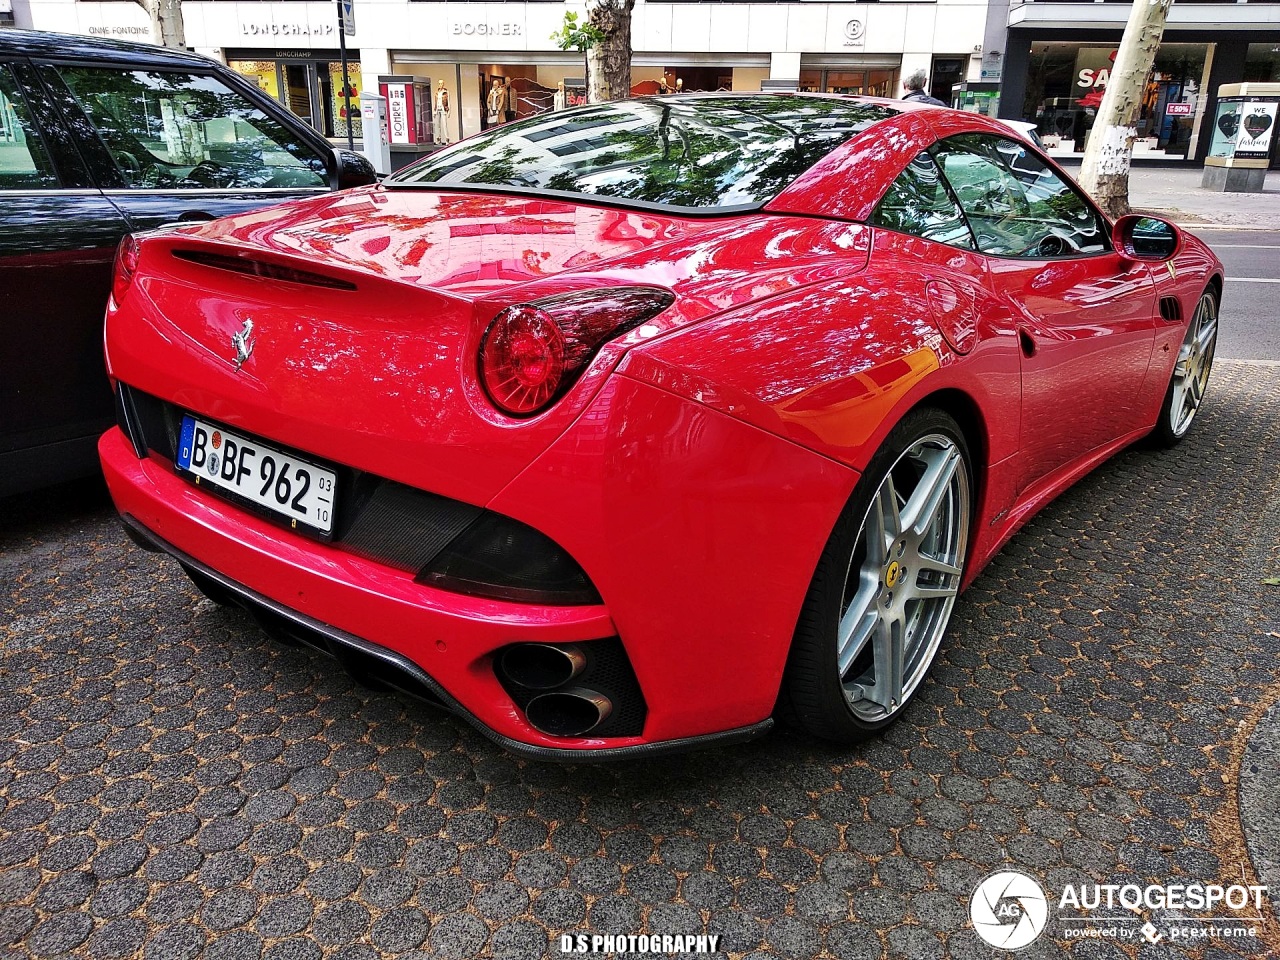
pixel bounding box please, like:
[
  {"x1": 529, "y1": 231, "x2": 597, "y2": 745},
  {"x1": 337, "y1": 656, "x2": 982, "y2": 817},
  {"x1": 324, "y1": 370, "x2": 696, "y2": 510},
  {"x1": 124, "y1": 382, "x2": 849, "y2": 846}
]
[
  {"x1": 182, "y1": 564, "x2": 240, "y2": 608},
  {"x1": 1150, "y1": 287, "x2": 1218, "y2": 448},
  {"x1": 780, "y1": 407, "x2": 972, "y2": 744}
]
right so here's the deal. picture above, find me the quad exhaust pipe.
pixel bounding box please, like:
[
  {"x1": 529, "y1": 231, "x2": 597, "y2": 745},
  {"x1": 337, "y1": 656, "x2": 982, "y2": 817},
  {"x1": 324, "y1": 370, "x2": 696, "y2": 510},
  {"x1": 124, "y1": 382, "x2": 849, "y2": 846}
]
[
  {"x1": 496, "y1": 642, "x2": 615, "y2": 737},
  {"x1": 524, "y1": 688, "x2": 613, "y2": 738},
  {"x1": 498, "y1": 643, "x2": 585, "y2": 691}
]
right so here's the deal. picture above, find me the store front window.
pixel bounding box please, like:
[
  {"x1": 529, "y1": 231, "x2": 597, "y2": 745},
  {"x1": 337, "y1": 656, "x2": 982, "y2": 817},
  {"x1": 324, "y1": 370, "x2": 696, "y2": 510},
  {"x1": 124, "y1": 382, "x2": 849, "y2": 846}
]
[
  {"x1": 1023, "y1": 41, "x2": 1209, "y2": 160},
  {"x1": 1245, "y1": 43, "x2": 1280, "y2": 83},
  {"x1": 228, "y1": 53, "x2": 361, "y2": 142},
  {"x1": 799, "y1": 69, "x2": 897, "y2": 96}
]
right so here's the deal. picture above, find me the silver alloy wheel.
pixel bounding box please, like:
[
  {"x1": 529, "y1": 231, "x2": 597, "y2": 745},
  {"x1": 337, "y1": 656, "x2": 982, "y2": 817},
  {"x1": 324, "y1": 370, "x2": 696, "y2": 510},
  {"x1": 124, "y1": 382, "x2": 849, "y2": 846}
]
[
  {"x1": 837, "y1": 433, "x2": 970, "y2": 722},
  {"x1": 1169, "y1": 293, "x2": 1218, "y2": 437}
]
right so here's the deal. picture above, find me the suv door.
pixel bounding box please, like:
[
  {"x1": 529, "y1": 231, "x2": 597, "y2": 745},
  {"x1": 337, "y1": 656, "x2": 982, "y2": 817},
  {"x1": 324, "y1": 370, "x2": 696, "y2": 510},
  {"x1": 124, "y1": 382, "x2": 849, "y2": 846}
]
[
  {"x1": 0, "y1": 59, "x2": 131, "y2": 496},
  {"x1": 36, "y1": 62, "x2": 332, "y2": 232},
  {"x1": 930, "y1": 132, "x2": 1157, "y2": 495}
]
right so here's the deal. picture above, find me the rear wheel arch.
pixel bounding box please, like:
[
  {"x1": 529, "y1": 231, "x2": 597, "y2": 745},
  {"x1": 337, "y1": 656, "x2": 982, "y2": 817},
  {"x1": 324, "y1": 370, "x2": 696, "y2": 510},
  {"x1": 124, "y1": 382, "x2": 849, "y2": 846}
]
[
  {"x1": 778, "y1": 405, "x2": 975, "y2": 740},
  {"x1": 904, "y1": 388, "x2": 988, "y2": 541}
]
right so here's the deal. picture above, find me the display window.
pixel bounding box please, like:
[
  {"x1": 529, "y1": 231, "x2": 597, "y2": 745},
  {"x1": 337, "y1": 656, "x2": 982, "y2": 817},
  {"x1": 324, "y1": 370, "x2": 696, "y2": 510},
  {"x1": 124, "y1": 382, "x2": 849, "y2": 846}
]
[
  {"x1": 229, "y1": 55, "x2": 362, "y2": 141},
  {"x1": 1023, "y1": 41, "x2": 1210, "y2": 161},
  {"x1": 798, "y1": 69, "x2": 896, "y2": 97}
]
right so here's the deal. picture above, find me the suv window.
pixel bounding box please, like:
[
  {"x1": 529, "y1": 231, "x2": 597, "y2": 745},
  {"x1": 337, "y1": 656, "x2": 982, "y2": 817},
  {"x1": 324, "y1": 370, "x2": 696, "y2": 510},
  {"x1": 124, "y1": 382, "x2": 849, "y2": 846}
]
[
  {"x1": 0, "y1": 67, "x2": 59, "y2": 190},
  {"x1": 870, "y1": 151, "x2": 973, "y2": 249},
  {"x1": 931, "y1": 134, "x2": 1108, "y2": 258},
  {"x1": 56, "y1": 66, "x2": 327, "y2": 190}
]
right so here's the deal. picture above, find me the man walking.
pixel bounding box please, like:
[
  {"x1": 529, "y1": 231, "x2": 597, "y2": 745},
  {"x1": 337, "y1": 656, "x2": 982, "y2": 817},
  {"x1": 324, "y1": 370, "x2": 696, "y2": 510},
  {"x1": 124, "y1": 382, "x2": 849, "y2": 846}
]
[{"x1": 901, "y1": 70, "x2": 947, "y2": 107}]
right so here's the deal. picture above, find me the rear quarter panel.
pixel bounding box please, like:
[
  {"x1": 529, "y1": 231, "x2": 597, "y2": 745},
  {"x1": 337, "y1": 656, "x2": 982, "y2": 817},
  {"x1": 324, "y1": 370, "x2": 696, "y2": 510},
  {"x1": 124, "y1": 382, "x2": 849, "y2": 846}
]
[{"x1": 621, "y1": 232, "x2": 1023, "y2": 476}]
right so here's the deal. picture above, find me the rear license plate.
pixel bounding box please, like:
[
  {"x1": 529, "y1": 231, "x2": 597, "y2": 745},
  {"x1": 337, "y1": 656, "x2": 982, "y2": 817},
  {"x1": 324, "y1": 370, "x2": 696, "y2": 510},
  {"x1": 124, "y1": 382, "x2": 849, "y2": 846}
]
[{"x1": 176, "y1": 416, "x2": 336, "y2": 534}]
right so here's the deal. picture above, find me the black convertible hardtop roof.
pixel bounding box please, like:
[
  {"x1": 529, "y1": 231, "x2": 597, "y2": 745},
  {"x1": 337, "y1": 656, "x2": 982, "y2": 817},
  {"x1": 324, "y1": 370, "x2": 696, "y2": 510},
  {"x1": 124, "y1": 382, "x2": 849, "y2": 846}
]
[{"x1": 0, "y1": 28, "x2": 216, "y2": 68}]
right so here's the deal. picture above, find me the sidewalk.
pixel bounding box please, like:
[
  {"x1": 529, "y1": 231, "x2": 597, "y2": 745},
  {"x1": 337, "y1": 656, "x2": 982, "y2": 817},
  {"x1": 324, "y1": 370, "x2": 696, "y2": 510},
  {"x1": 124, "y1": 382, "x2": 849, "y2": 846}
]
[{"x1": 1059, "y1": 163, "x2": 1280, "y2": 230}]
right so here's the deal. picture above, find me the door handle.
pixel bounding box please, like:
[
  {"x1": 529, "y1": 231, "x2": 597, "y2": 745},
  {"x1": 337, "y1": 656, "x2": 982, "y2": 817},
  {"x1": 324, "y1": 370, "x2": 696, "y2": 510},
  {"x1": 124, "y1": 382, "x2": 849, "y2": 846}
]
[{"x1": 1018, "y1": 328, "x2": 1036, "y2": 357}]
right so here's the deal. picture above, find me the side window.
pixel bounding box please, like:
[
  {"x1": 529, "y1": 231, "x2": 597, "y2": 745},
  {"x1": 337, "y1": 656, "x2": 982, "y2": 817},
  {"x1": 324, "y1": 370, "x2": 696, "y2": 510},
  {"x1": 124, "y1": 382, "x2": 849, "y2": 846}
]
[
  {"x1": 870, "y1": 151, "x2": 974, "y2": 249},
  {"x1": 933, "y1": 134, "x2": 1108, "y2": 258},
  {"x1": 55, "y1": 66, "x2": 327, "y2": 190},
  {"x1": 931, "y1": 138, "x2": 1036, "y2": 257},
  {"x1": 0, "y1": 66, "x2": 60, "y2": 190}
]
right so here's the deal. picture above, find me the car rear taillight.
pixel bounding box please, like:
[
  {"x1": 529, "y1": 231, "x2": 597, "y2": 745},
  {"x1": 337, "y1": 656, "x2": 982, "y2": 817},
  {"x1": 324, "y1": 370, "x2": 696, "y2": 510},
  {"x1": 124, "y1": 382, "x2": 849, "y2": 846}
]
[
  {"x1": 112, "y1": 234, "x2": 141, "y2": 305},
  {"x1": 479, "y1": 287, "x2": 674, "y2": 417}
]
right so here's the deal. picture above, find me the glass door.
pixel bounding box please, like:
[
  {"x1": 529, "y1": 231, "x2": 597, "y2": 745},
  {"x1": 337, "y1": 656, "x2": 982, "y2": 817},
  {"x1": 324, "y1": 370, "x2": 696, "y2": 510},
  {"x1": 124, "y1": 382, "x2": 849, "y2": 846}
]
[{"x1": 283, "y1": 63, "x2": 316, "y2": 130}]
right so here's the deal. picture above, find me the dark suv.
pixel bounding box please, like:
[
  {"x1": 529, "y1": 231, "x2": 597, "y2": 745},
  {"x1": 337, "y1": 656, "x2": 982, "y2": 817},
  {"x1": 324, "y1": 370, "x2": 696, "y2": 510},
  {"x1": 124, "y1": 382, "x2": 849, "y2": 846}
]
[{"x1": 0, "y1": 30, "x2": 376, "y2": 497}]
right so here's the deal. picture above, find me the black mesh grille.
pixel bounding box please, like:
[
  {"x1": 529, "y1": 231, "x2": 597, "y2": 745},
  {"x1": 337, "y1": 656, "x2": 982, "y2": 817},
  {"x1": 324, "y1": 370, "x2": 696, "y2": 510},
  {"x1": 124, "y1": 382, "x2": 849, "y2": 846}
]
[
  {"x1": 116, "y1": 383, "x2": 177, "y2": 461},
  {"x1": 114, "y1": 385, "x2": 588, "y2": 600},
  {"x1": 497, "y1": 638, "x2": 647, "y2": 738},
  {"x1": 342, "y1": 482, "x2": 481, "y2": 573}
]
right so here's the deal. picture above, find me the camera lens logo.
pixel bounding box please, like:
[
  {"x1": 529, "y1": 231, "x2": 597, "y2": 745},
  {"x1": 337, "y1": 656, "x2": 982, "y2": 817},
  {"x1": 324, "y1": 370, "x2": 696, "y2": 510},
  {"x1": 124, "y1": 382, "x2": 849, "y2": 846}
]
[{"x1": 970, "y1": 870, "x2": 1049, "y2": 950}]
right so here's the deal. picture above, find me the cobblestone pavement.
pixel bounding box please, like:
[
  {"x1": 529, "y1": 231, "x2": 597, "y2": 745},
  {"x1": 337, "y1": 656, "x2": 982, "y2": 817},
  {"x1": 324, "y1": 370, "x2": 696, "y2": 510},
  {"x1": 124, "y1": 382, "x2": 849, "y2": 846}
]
[{"x1": 2, "y1": 360, "x2": 1279, "y2": 960}]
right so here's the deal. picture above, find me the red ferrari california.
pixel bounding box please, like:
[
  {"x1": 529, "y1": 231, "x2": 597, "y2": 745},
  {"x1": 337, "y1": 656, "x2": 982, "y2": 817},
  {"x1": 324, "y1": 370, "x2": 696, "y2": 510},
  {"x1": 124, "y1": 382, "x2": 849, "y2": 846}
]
[{"x1": 100, "y1": 94, "x2": 1222, "y2": 758}]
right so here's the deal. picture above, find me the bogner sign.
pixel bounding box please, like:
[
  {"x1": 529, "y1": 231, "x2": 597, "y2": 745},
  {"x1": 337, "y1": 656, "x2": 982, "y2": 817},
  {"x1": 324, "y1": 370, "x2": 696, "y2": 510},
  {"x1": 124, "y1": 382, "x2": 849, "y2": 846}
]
[{"x1": 450, "y1": 21, "x2": 523, "y2": 37}]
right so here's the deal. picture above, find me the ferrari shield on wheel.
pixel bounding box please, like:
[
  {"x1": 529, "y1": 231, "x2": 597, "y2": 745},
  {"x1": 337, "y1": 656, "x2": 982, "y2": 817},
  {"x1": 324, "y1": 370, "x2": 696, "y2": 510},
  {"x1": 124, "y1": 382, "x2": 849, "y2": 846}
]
[{"x1": 782, "y1": 408, "x2": 972, "y2": 742}]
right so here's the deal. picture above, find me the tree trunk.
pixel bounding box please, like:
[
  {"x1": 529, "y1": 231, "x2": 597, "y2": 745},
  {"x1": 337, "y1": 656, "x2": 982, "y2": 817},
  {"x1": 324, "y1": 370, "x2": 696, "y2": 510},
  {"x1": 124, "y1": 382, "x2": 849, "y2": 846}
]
[
  {"x1": 1076, "y1": 0, "x2": 1172, "y2": 218},
  {"x1": 585, "y1": 0, "x2": 634, "y2": 102},
  {"x1": 134, "y1": 0, "x2": 186, "y2": 49}
]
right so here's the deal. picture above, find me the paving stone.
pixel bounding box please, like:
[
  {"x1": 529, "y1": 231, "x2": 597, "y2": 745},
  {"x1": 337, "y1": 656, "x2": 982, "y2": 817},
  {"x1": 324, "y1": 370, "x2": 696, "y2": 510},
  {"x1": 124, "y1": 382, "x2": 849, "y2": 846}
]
[{"x1": 3, "y1": 363, "x2": 1279, "y2": 960}]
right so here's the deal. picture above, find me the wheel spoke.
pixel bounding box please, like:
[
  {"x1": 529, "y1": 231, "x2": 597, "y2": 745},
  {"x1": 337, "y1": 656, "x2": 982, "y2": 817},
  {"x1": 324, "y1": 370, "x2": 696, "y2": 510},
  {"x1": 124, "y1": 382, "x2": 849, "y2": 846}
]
[
  {"x1": 1189, "y1": 374, "x2": 1204, "y2": 404},
  {"x1": 865, "y1": 612, "x2": 905, "y2": 709},
  {"x1": 911, "y1": 580, "x2": 960, "y2": 600},
  {"x1": 1170, "y1": 380, "x2": 1188, "y2": 421},
  {"x1": 837, "y1": 580, "x2": 879, "y2": 675},
  {"x1": 912, "y1": 551, "x2": 962, "y2": 578},
  {"x1": 1173, "y1": 346, "x2": 1195, "y2": 380},
  {"x1": 900, "y1": 447, "x2": 959, "y2": 538},
  {"x1": 1195, "y1": 317, "x2": 1217, "y2": 353},
  {"x1": 865, "y1": 477, "x2": 900, "y2": 566}
]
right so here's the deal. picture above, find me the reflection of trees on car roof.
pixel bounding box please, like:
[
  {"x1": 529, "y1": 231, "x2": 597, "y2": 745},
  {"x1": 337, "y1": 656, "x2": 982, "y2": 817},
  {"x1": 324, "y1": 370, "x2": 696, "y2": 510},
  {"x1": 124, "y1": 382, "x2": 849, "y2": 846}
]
[{"x1": 389, "y1": 95, "x2": 898, "y2": 212}]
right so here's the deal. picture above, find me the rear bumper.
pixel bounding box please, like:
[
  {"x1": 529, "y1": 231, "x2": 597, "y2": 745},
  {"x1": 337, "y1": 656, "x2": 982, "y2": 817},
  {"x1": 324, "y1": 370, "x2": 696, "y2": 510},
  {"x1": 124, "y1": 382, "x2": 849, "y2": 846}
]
[{"x1": 101, "y1": 426, "x2": 773, "y2": 758}]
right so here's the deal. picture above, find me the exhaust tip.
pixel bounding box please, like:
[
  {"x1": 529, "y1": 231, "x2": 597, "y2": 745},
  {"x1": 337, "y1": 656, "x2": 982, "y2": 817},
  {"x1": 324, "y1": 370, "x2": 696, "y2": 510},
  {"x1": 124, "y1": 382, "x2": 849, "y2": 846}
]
[
  {"x1": 497, "y1": 643, "x2": 585, "y2": 691},
  {"x1": 525, "y1": 688, "x2": 613, "y2": 738}
]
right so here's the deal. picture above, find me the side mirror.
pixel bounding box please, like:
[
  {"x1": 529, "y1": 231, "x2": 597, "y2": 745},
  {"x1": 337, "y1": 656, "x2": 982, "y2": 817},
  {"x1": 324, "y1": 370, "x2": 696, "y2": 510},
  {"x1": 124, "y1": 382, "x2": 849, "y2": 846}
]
[
  {"x1": 1113, "y1": 214, "x2": 1180, "y2": 262},
  {"x1": 329, "y1": 149, "x2": 379, "y2": 190}
]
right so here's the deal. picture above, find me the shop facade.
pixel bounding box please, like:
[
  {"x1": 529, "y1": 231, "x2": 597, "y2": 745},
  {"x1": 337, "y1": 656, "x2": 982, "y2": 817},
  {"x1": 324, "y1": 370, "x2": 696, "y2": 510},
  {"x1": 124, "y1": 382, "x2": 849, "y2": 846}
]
[
  {"x1": 19, "y1": 0, "x2": 991, "y2": 145},
  {"x1": 997, "y1": 3, "x2": 1280, "y2": 167}
]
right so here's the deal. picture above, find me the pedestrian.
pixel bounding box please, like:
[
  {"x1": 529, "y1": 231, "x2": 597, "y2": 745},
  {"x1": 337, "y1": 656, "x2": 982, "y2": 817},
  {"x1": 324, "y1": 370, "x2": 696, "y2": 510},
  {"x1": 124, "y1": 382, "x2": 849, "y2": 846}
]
[{"x1": 901, "y1": 70, "x2": 946, "y2": 107}]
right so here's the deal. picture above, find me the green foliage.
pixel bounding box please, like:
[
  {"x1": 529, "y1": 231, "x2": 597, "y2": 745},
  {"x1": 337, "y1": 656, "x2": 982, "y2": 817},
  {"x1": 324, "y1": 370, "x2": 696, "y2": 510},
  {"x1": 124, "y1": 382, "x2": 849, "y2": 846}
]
[{"x1": 550, "y1": 11, "x2": 605, "y2": 53}]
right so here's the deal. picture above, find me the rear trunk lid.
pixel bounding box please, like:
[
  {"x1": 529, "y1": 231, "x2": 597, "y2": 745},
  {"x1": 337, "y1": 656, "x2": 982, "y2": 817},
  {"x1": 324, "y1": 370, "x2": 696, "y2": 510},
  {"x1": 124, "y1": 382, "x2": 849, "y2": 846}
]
[{"x1": 107, "y1": 186, "x2": 868, "y2": 508}]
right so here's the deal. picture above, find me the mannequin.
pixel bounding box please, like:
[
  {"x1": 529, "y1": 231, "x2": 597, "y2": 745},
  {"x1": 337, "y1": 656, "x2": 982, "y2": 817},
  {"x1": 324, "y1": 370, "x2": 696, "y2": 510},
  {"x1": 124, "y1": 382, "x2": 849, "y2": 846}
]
[
  {"x1": 553, "y1": 80, "x2": 566, "y2": 111},
  {"x1": 487, "y1": 78, "x2": 505, "y2": 125},
  {"x1": 433, "y1": 80, "x2": 451, "y2": 144},
  {"x1": 503, "y1": 78, "x2": 516, "y2": 123}
]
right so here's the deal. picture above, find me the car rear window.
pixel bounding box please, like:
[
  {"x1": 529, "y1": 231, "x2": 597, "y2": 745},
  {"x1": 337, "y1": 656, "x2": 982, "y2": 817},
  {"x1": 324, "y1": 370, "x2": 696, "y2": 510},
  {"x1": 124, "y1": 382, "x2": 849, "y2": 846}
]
[{"x1": 385, "y1": 95, "x2": 898, "y2": 213}]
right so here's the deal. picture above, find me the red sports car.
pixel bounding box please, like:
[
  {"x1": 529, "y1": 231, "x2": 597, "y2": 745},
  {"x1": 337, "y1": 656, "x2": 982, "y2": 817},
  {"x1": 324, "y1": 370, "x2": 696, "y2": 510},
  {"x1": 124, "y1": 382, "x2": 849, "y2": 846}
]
[{"x1": 100, "y1": 95, "x2": 1222, "y2": 758}]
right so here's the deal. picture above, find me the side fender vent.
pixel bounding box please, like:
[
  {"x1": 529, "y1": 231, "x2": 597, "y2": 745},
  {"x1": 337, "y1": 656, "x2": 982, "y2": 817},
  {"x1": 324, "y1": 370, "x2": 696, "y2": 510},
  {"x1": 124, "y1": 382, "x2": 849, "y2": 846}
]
[{"x1": 1159, "y1": 296, "x2": 1182, "y2": 322}]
